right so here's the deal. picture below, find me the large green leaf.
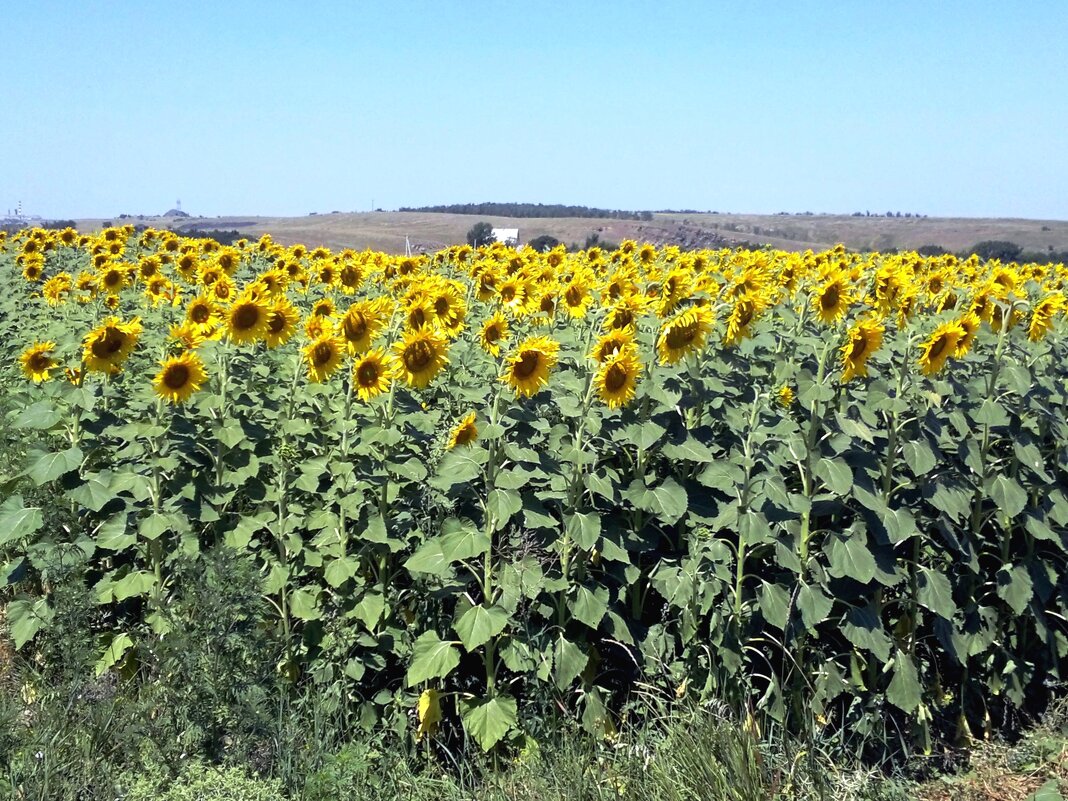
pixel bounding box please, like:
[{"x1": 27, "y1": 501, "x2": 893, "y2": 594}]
[
  {"x1": 460, "y1": 694, "x2": 518, "y2": 751},
  {"x1": 486, "y1": 488, "x2": 522, "y2": 529},
  {"x1": 95, "y1": 633, "x2": 134, "y2": 676},
  {"x1": 797, "y1": 582, "x2": 834, "y2": 631},
  {"x1": 289, "y1": 587, "x2": 322, "y2": 620},
  {"x1": 407, "y1": 631, "x2": 461, "y2": 686},
  {"x1": 996, "y1": 564, "x2": 1033, "y2": 615},
  {"x1": 825, "y1": 533, "x2": 876, "y2": 584},
  {"x1": 886, "y1": 650, "x2": 922, "y2": 712},
  {"x1": 987, "y1": 474, "x2": 1027, "y2": 520},
  {"x1": 0, "y1": 496, "x2": 43, "y2": 547},
  {"x1": 7, "y1": 598, "x2": 53, "y2": 649},
  {"x1": 566, "y1": 512, "x2": 601, "y2": 551},
  {"x1": 816, "y1": 457, "x2": 853, "y2": 496},
  {"x1": 917, "y1": 568, "x2": 956, "y2": 619},
  {"x1": 622, "y1": 477, "x2": 688, "y2": 525},
  {"x1": 758, "y1": 580, "x2": 790, "y2": 630},
  {"x1": 841, "y1": 605, "x2": 891, "y2": 662},
  {"x1": 27, "y1": 447, "x2": 82, "y2": 486},
  {"x1": 554, "y1": 636, "x2": 588, "y2": 690},
  {"x1": 453, "y1": 604, "x2": 510, "y2": 651},
  {"x1": 570, "y1": 585, "x2": 608, "y2": 630}
]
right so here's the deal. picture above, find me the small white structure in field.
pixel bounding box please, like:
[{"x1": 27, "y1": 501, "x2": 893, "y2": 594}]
[{"x1": 492, "y1": 227, "x2": 519, "y2": 247}]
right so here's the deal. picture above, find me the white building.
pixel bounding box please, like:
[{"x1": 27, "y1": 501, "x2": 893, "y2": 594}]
[{"x1": 492, "y1": 227, "x2": 519, "y2": 247}]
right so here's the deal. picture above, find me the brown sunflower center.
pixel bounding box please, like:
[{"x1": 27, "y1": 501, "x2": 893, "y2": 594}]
[
  {"x1": 103, "y1": 270, "x2": 122, "y2": 288},
  {"x1": 190, "y1": 303, "x2": 212, "y2": 323},
  {"x1": 565, "y1": 286, "x2": 583, "y2": 306},
  {"x1": 344, "y1": 312, "x2": 368, "y2": 341},
  {"x1": 313, "y1": 343, "x2": 336, "y2": 367},
  {"x1": 849, "y1": 333, "x2": 869, "y2": 361},
  {"x1": 356, "y1": 360, "x2": 381, "y2": 386},
  {"x1": 928, "y1": 334, "x2": 950, "y2": 361},
  {"x1": 500, "y1": 286, "x2": 516, "y2": 303},
  {"x1": 453, "y1": 424, "x2": 476, "y2": 446},
  {"x1": 233, "y1": 303, "x2": 260, "y2": 330},
  {"x1": 484, "y1": 324, "x2": 502, "y2": 343},
  {"x1": 820, "y1": 283, "x2": 840, "y2": 311},
  {"x1": 403, "y1": 341, "x2": 433, "y2": 372},
  {"x1": 664, "y1": 321, "x2": 698, "y2": 350},
  {"x1": 513, "y1": 351, "x2": 541, "y2": 379},
  {"x1": 91, "y1": 327, "x2": 126, "y2": 359},
  {"x1": 163, "y1": 364, "x2": 191, "y2": 390},
  {"x1": 434, "y1": 297, "x2": 450, "y2": 316},
  {"x1": 29, "y1": 352, "x2": 54, "y2": 371},
  {"x1": 604, "y1": 363, "x2": 628, "y2": 393}
]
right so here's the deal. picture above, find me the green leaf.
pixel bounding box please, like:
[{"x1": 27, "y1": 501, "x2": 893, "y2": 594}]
[
  {"x1": 403, "y1": 539, "x2": 453, "y2": 578},
  {"x1": 797, "y1": 582, "x2": 834, "y2": 631},
  {"x1": 816, "y1": 458, "x2": 852, "y2": 496},
  {"x1": 7, "y1": 598, "x2": 53, "y2": 648},
  {"x1": 917, "y1": 568, "x2": 956, "y2": 619},
  {"x1": 406, "y1": 630, "x2": 461, "y2": 686},
  {"x1": 570, "y1": 585, "x2": 608, "y2": 630},
  {"x1": 0, "y1": 496, "x2": 43, "y2": 547},
  {"x1": 324, "y1": 556, "x2": 360, "y2": 588},
  {"x1": 13, "y1": 401, "x2": 61, "y2": 430},
  {"x1": 95, "y1": 513, "x2": 135, "y2": 551},
  {"x1": 1028, "y1": 779, "x2": 1064, "y2": 801},
  {"x1": 623, "y1": 477, "x2": 688, "y2": 525},
  {"x1": 662, "y1": 437, "x2": 715, "y2": 463},
  {"x1": 95, "y1": 633, "x2": 133, "y2": 676},
  {"x1": 113, "y1": 570, "x2": 155, "y2": 601},
  {"x1": 353, "y1": 591, "x2": 385, "y2": 631},
  {"x1": 758, "y1": 581, "x2": 791, "y2": 630},
  {"x1": 622, "y1": 421, "x2": 666, "y2": 450},
  {"x1": 27, "y1": 447, "x2": 82, "y2": 485},
  {"x1": 996, "y1": 564, "x2": 1033, "y2": 615},
  {"x1": 987, "y1": 474, "x2": 1028, "y2": 520},
  {"x1": 289, "y1": 587, "x2": 322, "y2": 620},
  {"x1": 440, "y1": 518, "x2": 491, "y2": 561},
  {"x1": 429, "y1": 447, "x2": 488, "y2": 493},
  {"x1": 886, "y1": 650, "x2": 922, "y2": 712},
  {"x1": 460, "y1": 694, "x2": 518, "y2": 751},
  {"x1": 69, "y1": 474, "x2": 117, "y2": 512},
  {"x1": 566, "y1": 512, "x2": 601, "y2": 551},
  {"x1": 554, "y1": 636, "x2": 588, "y2": 690},
  {"x1": 902, "y1": 440, "x2": 937, "y2": 477},
  {"x1": 453, "y1": 604, "x2": 510, "y2": 651},
  {"x1": 825, "y1": 533, "x2": 876, "y2": 584},
  {"x1": 842, "y1": 605, "x2": 891, "y2": 662},
  {"x1": 138, "y1": 511, "x2": 186, "y2": 541},
  {"x1": 486, "y1": 488, "x2": 522, "y2": 529}
]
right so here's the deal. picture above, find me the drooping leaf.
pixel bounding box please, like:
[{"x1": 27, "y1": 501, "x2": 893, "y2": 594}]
[
  {"x1": 407, "y1": 631, "x2": 461, "y2": 686},
  {"x1": 554, "y1": 636, "x2": 588, "y2": 690},
  {"x1": 0, "y1": 496, "x2": 43, "y2": 547},
  {"x1": 7, "y1": 598, "x2": 53, "y2": 649},
  {"x1": 95, "y1": 633, "x2": 134, "y2": 676},
  {"x1": 453, "y1": 604, "x2": 510, "y2": 651},
  {"x1": 460, "y1": 694, "x2": 518, "y2": 751},
  {"x1": 886, "y1": 650, "x2": 922, "y2": 712},
  {"x1": 27, "y1": 447, "x2": 82, "y2": 486}
]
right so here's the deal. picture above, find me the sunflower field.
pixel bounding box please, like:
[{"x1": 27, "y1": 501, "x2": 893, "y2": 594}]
[{"x1": 1, "y1": 225, "x2": 1067, "y2": 755}]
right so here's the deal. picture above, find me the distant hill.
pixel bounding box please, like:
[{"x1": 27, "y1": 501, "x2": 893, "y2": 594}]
[
  {"x1": 398, "y1": 202, "x2": 653, "y2": 221},
  {"x1": 163, "y1": 208, "x2": 190, "y2": 218}
]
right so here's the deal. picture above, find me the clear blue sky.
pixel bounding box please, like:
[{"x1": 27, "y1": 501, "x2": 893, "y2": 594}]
[{"x1": 4, "y1": 1, "x2": 1067, "y2": 220}]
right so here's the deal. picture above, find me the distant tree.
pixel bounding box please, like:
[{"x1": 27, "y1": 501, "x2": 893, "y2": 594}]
[
  {"x1": 466, "y1": 221, "x2": 495, "y2": 247},
  {"x1": 969, "y1": 240, "x2": 1023, "y2": 261},
  {"x1": 917, "y1": 244, "x2": 950, "y2": 257},
  {"x1": 527, "y1": 234, "x2": 561, "y2": 252}
]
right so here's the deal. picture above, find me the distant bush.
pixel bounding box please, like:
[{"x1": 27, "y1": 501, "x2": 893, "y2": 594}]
[
  {"x1": 466, "y1": 221, "x2": 495, "y2": 247},
  {"x1": 526, "y1": 235, "x2": 561, "y2": 252},
  {"x1": 401, "y1": 202, "x2": 652, "y2": 220},
  {"x1": 968, "y1": 240, "x2": 1023, "y2": 261},
  {"x1": 916, "y1": 244, "x2": 950, "y2": 257}
]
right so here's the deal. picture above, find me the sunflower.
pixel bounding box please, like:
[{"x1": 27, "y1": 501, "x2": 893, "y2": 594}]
[
  {"x1": 19, "y1": 341, "x2": 58, "y2": 383},
  {"x1": 339, "y1": 300, "x2": 384, "y2": 353},
  {"x1": 82, "y1": 316, "x2": 142, "y2": 373},
  {"x1": 21, "y1": 256, "x2": 45, "y2": 282},
  {"x1": 955, "y1": 311, "x2": 982, "y2": 355},
  {"x1": 1028, "y1": 293, "x2": 1063, "y2": 342},
  {"x1": 501, "y1": 335, "x2": 560, "y2": 397},
  {"x1": 42, "y1": 274, "x2": 72, "y2": 305},
  {"x1": 304, "y1": 313, "x2": 334, "y2": 340},
  {"x1": 595, "y1": 349, "x2": 641, "y2": 409},
  {"x1": 777, "y1": 385, "x2": 795, "y2": 408},
  {"x1": 264, "y1": 299, "x2": 300, "y2": 349},
  {"x1": 657, "y1": 305, "x2": 714, "y2": 365},
  {"x1": 152, "y1": 351, "x2": 207, "y2": 404},
  {"x1": 919, "y1": 320, "x2": 964, "y2": 376},
  {"x1": 209, "y1": 274, "x2": 236, "y2": 304},
  {"x1": 351, "y1": 348, "x2": 392, "y2": 401},
  {"x1": 430, "y1": 285, "x2": 466, "y2": 336},
  {"x1": 169, "y1": 321, "x2": 207, "y2": 350},
  {"x1": 479, "y1": 312, "x2": 510, "y2": 357},
  {"x1": 393, "y1": 328, "x2": 449, "y2": 389},
  {"x1": 840, "y1": 319, "x2": 884, "y2": 382},
  {"x1": 561, "y1": 277, "x2": 594, "y2": 318},
  {"x1": 304, "y1": 334, "x2": 346, "y2": 383},
  {"x1": 99, "y1": 264, "x2": 127, "y2": 295},
  {"x1": 337, "y1": 262, "x2": 364, "y2": 294},
  {"x1": 311, "y1": 297, "x2": 336, "y2": 318},
  {"x1": 403, "y1": 299, "x2": 436, "y2": 332},
  {"x1": 186, "y1": 295, "x2": 219, "y2": 330},
  {"x1": 813, "y1": 274, "x2": 851, "y2": 325},
  {"x1": 225, "y1": 294, "x2": 269, "y2": 344},
  {"x1": 446, "y1": 412, "x2": 478, "y2": 449},
  {"x1": 497, "y1": 278, "x2": 527, "y2": 313},
  {"x1": 589, "y1": 327, "x2": 635, "y2": 363}
]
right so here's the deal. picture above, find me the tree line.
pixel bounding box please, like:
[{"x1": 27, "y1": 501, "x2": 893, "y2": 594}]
[{"x1": 402, "y1": 202, "x2": 654, "y2": 221}]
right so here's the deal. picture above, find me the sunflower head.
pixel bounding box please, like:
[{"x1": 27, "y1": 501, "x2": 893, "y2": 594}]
[
  {"x1": 814, "y1": 275, "x2": 851, "y2": 325},
  {"x1": 20, "y1": 342, "x2": 58, "y2": 383},
  {"x1": 479, "y1": 312, "x2": 510, "y2": 357},
  {"x1": 840, "y1": 319, "x2": 884, "y2": 382},
  {"x1": 82, "y1": 317, "x2": 142, "y2": 373},
  {"x1": 351, "y1": 348, "x2": 393, "y2": 401},
  {"x1": 264, "y1": 299, "x2": 300, "y2": 349},
  {"x1": 304, "y1": 335, "x2": 346, "y2": 383},
  {"x1": 447, "y1": 412, "x2": 478, "y2": 449},
  {"x1": 393, "y1": 328, "x2": 449, "y2": 389},
  {"x1": 226, "y1": 294, "x2": 269, "y2": 344},
  {"x1": 589, "y1": 328, "x2": 635, "y2": 364},
  {"x1": 595, "y1": 349, "x2": 641, "y2": 409},
  {"x1": 153, "y1": 351, "x2": 207, "y2": 404},
  {"x1": 501, "y1": 335, "x2": 560, "y2": 398},
  {"x1": 919, "y1": 320, "x2": 965, "y2": 376},
  {"x1": 657, "y1": 306, "x2": 714, "y2": 365},
  {"x1": 777, "y1": 385, "x2": 795, "y2": 408}
]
